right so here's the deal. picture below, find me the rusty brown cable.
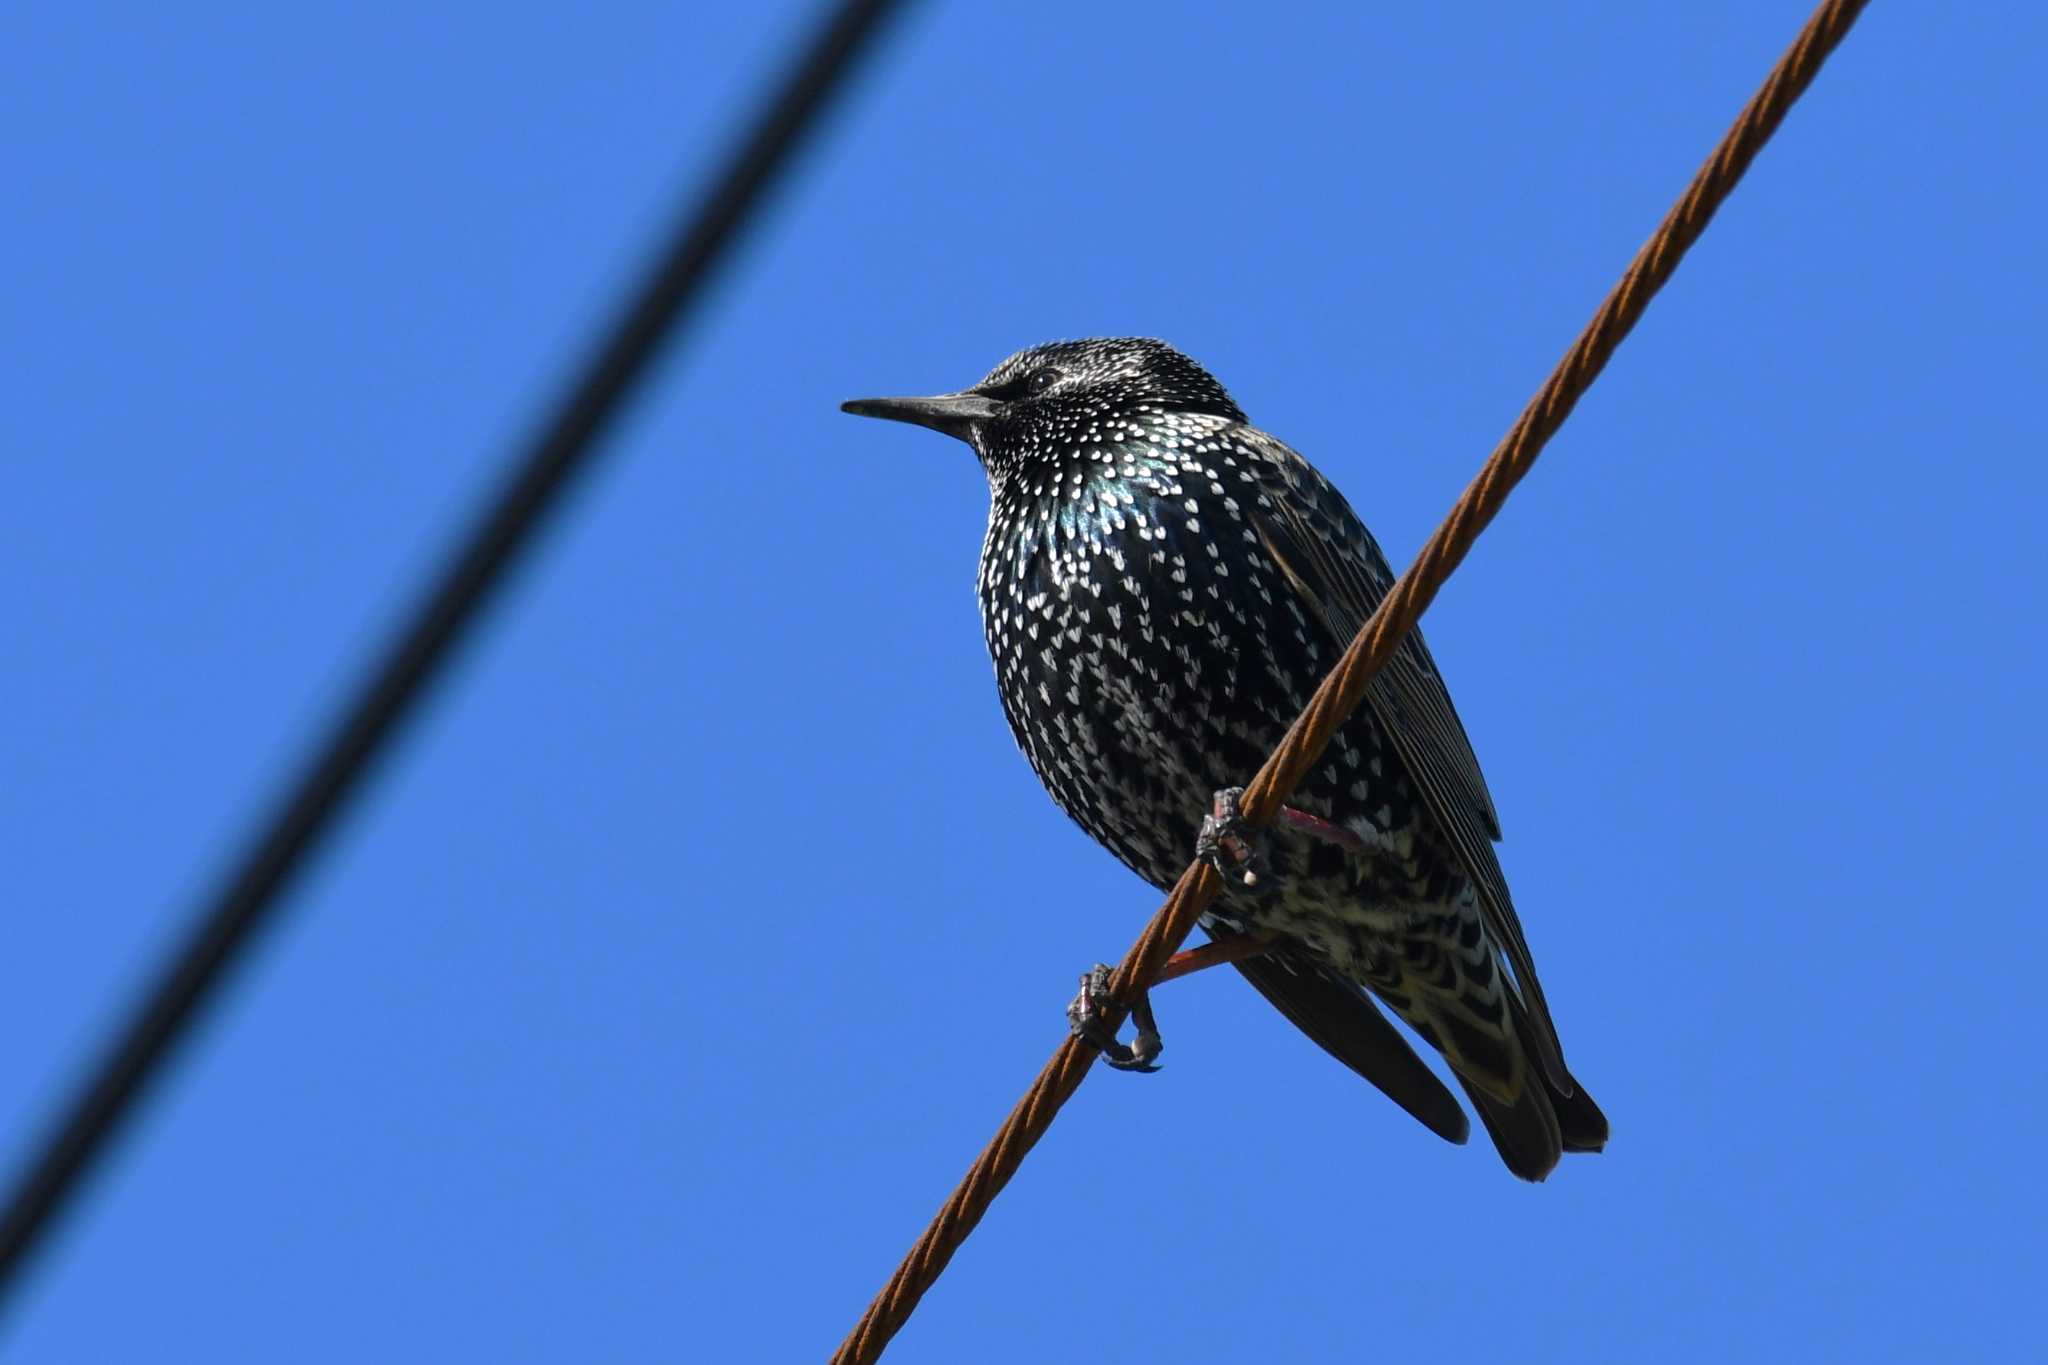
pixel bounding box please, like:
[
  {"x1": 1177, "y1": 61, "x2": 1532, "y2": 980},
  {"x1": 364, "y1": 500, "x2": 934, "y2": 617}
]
[{"x1": 832, "y1": 1, "x2": 1872, "y2": 1359}]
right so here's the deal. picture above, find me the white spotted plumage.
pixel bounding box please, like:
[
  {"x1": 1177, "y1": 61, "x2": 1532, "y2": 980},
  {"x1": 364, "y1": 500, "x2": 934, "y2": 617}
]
[{"x1": 847, "y1": 337, "x2": 1607, "y2": 1179}]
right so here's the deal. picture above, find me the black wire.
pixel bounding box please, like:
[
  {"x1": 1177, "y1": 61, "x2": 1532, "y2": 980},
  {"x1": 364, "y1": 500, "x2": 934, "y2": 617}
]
[{"x1": 0, "y1": 0, "x2": 912, "y2": 1308}]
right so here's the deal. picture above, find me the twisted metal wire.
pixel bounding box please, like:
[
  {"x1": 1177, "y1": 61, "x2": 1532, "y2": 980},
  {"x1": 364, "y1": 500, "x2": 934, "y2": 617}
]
[{"x1": 831, "y1": 1, "x2": 1872, "y2": 1359}]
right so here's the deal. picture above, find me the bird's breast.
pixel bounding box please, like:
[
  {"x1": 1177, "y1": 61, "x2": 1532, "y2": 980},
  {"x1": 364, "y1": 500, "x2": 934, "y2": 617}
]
[{"x1": 974, "y1": 460, "x2": 1330, "y2": 885}]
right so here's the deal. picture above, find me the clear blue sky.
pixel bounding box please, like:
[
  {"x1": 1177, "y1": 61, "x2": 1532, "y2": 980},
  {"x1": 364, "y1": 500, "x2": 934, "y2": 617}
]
[{"x1": 4, "y1": 3, "x2": 2043, "y2": 1360}]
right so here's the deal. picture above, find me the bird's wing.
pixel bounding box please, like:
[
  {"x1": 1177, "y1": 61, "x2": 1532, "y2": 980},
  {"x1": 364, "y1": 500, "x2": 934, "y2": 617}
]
[
  {"x1": 1231, "y1": 947, "x2": 1469, "y2": 1144},
  {"x1": 1233, "y1": 427, "x2": 1568, "y2": 1085}
]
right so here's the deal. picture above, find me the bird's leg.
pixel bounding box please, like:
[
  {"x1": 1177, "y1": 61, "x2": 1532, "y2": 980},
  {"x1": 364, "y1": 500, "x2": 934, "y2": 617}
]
[
  {"x1": 1155, "y1": 931, "x2": 1278, "y2": 984},
  {"x1": 1198, "y1": 786, "x2": 1371, "y2": 888},
  {"x1": 1272, "y1": 804, "x2": 1372, "y2": 855},
  {"x1": 1066, "y1": 933, "x2": 1275, "y2": 1071}
]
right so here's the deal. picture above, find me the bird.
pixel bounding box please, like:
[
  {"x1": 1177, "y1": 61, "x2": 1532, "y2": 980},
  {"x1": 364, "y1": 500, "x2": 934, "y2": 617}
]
[{"x1": 841, "y1": 338, "x2": 1605, "y2": 1180}]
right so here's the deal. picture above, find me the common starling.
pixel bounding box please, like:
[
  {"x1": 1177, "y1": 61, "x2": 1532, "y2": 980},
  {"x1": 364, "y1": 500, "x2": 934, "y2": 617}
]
[{"x1": 842, "y1": 338, "x2": 1605, "y2": 1181}]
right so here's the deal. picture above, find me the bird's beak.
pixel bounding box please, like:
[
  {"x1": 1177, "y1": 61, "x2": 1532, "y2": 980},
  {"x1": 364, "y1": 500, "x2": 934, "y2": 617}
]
[{"x1": 840, "y1": 391, "x2": 1000, "y2": 442}]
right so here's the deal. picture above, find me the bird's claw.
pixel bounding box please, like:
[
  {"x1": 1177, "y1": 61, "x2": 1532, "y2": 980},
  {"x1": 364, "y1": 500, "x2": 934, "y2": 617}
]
[
  {"x1": 1196, "y1": 786, "x2": 1262, "y2": 888},
  {"x1": 1066, "y1": 963, "x2": 1163, "y2": 1072}
]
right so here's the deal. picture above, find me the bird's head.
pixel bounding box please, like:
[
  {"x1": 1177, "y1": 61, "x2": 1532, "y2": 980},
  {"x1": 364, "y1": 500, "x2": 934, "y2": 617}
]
[{"x1": 841, "y1": 338, "x2": 1245, "y2": 470}]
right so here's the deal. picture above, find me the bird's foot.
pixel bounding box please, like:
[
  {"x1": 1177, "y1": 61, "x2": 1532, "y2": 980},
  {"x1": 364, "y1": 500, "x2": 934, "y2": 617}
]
[
  {"x1": 1199, "y1": 788, "x2": 1375, "y2": 889},
  {"x1": 1197, "y1": 786, "x2": 1264, "y2": 888},
  {"x1": 1066, "y1": 963, "x2": 1162, "y2": 1072}
]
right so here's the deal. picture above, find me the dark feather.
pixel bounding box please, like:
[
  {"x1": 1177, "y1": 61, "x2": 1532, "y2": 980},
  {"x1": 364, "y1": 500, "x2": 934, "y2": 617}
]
[
  {"x1": 1458, "y1": 1075, "x2": 1562, "y2": 1181},
  {"x1": 1238, "y1": 428, "x2": 1571, "y2": 1090},
  {"x1": 1459, "y1": 992, "x2": 1608, "y2": 1180},
  {"x1": 1231, "y1": 948, "x2": 1469, "y2": 1145}
]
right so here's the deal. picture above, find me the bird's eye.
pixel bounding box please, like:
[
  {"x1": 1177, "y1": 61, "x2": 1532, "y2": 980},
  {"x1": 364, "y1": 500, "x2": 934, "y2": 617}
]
[{"x1": 983, "y1": 365, "x2": 1064, "y2": 403}]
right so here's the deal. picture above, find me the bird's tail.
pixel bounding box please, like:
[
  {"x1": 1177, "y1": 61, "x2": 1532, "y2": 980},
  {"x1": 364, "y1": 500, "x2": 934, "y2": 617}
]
[{"x1": 1366, "y1": 913, "x2": 1607, "y2": 1181}]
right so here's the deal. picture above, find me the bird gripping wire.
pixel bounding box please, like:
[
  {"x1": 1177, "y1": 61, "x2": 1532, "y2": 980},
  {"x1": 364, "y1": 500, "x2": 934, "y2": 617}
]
[{"x1": 831, "y1": 1, "x2": 1874, "y2": 1360}]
